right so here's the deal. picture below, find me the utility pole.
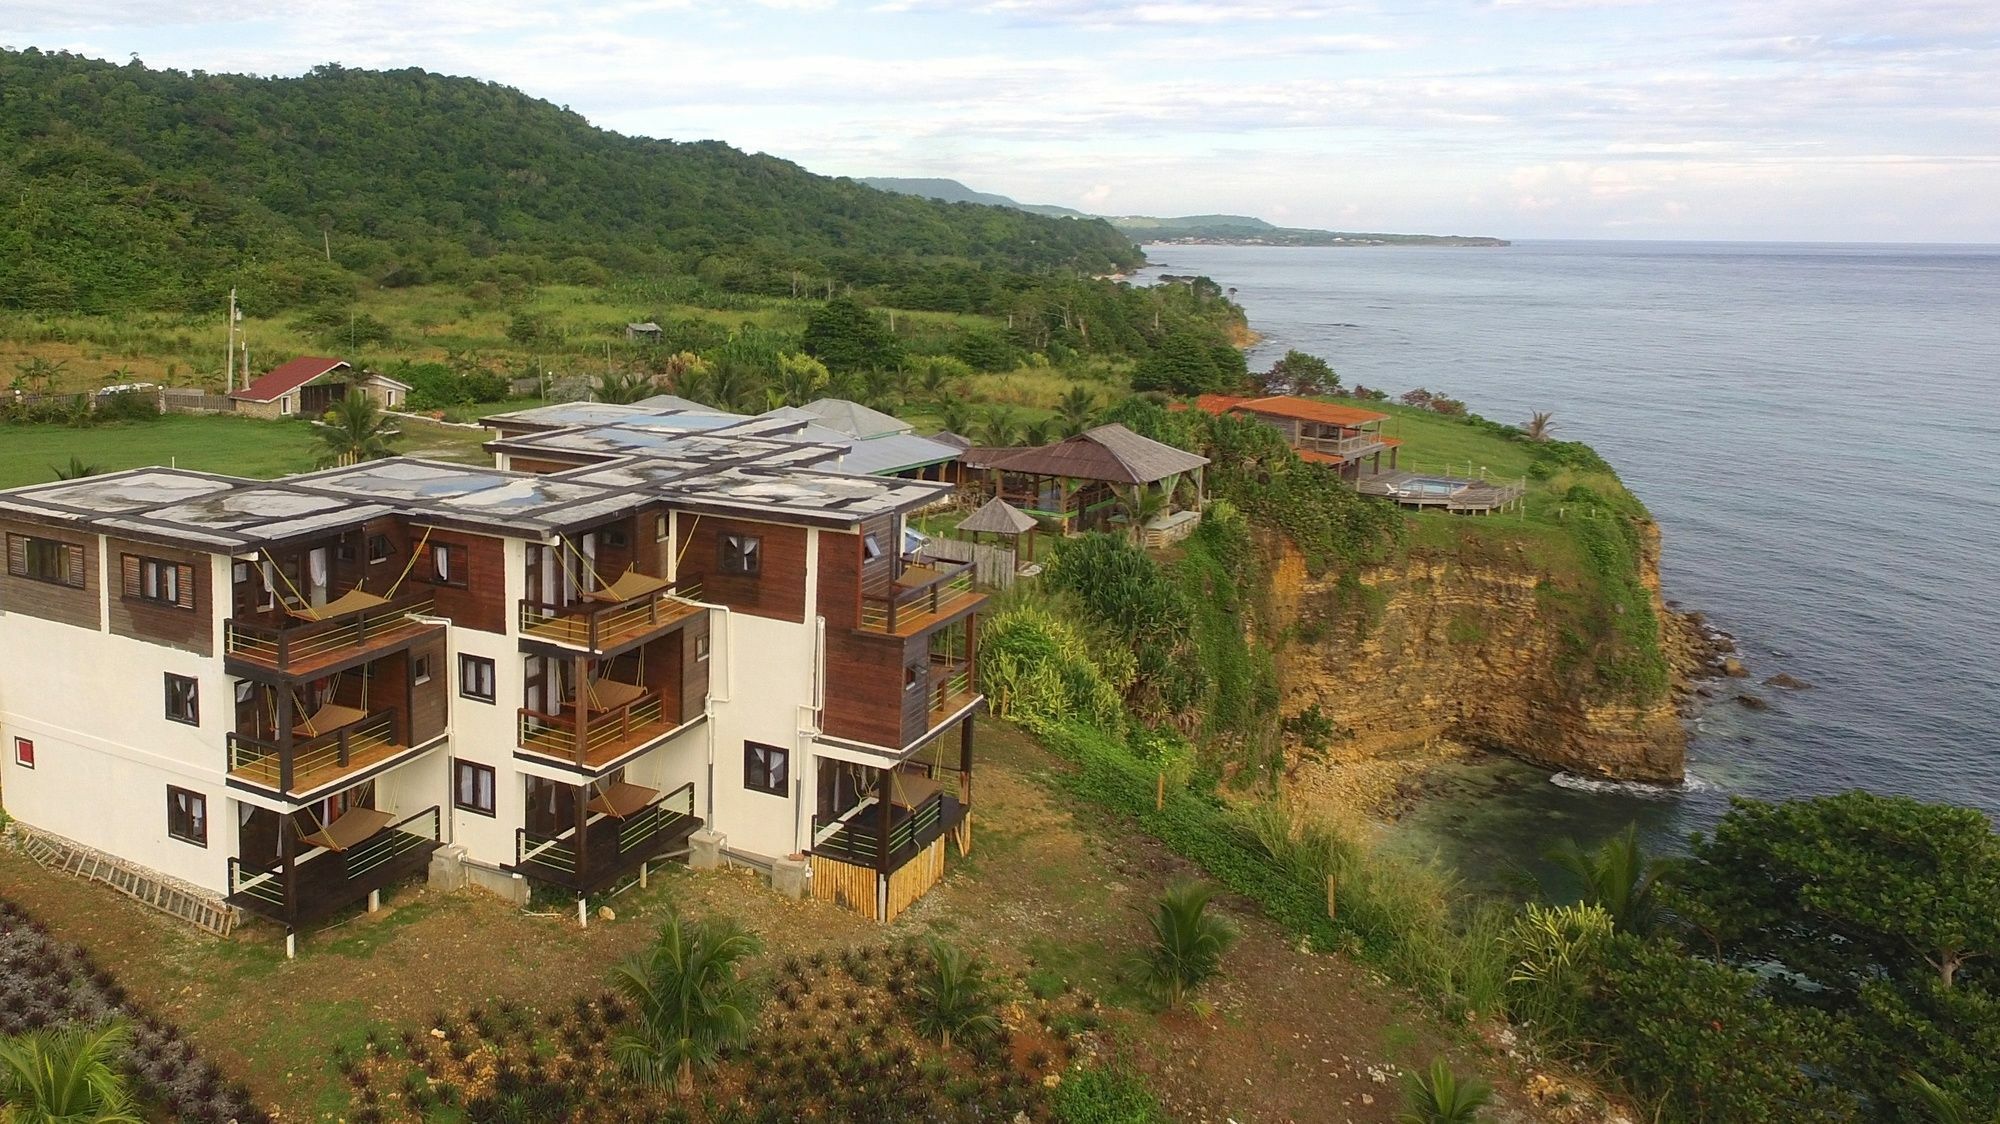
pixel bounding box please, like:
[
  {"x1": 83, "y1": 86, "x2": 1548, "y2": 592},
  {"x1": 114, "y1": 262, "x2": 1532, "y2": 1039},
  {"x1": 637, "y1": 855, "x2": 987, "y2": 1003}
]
[
  {"x1": 323, "y1": 229, "x2": 332, "y2": 262},
  {"x1": 225, "y1": 288, "x2": 238, "y2": 392}
]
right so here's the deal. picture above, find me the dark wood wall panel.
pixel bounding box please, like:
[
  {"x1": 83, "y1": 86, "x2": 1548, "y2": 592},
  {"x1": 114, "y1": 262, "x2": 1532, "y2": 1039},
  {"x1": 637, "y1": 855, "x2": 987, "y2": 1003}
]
[
  {"x1": 818, "y1": 528, "x2": 862, "y2": 632},
  {"x1": 0, "y1": 520, "x2": 98, "y2": 631},
  {"x1": 820, "y1": 632, "x2": 920, "y2": 750},
  {"x1": 858, "y1": 518, "x2": 894, "y2": 599},
  {"x1": 106, "y1": 536, "x2": 212, "y2": 655},
  {"x1": 678, "y1": 519, "x2": 806, "y2": 623},
  {"x1": 424, "y1": 530, "x2": 507, "y2": 634},
  {"x1": 408, "y1": 634, "x2": 449, "y2": 744},
  {"x1": 681, "y1": 614, "x2": 710, "y2": 720}
]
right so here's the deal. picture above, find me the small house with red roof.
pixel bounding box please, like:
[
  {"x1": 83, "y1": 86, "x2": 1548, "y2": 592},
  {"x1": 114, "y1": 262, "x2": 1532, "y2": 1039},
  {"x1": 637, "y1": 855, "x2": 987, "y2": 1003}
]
[
  {"x1": 1191, "y1": 394, "x2": 1401, "y2": 478},
  {"x1": 228, "y1": 357, "x2": 409, "y2": 420}
]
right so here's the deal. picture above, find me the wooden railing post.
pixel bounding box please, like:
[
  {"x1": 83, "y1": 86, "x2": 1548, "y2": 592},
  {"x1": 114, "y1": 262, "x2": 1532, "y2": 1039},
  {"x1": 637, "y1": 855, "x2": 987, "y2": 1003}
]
[{"x1": 337, "y1": 728, "x2": 351, "y2": 768}]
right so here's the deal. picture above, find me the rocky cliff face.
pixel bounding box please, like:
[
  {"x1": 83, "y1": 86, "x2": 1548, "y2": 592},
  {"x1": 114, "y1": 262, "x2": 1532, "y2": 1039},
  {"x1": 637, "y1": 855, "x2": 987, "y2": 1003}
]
[{"x1": 1269, "y1": 523, "x2": 1692, "y2": 784}]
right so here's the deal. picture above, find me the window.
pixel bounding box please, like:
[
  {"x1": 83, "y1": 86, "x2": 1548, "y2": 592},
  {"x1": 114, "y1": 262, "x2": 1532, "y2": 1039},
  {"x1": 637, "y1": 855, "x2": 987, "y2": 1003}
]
[
  {"x1": 166, "y1": 787, "x2": 207, "y2": 847},
  {"x1": 413, "y1": 655, "x2": 433, "y2": 686},
  {"x1": 720, "y1": 533, "x2": 761, "y2": 576},
  {"x1": 122, "y1": 555, "x2": 195, "y2": 609},
  {"x1": 603, "y1": 527, "x2": 629, "y2": 548},
  {"x1": 367, "y1": 533, "x2": 394, "y2": 564},
  {"x1": 454, "y1": 760, "x2": 496, "y2": 817},
  {"x1": 862, "y1": 532, "x2": 884, "y2": 562},
  {"x1": 431, "y1": 542, "x2": 465, "y2": 587},
  {"x1": 744, "y1": 742, "x2": 788, "y2": 796},
  {"x1": 8, "y1": 534, "x2": 84, "y2": 588},
  {"x1": 280, "y1": 398, "x2": 293, "y2": 416},
  {"x1": 694, "y1": 634, "x2": 711, "y2": 663},
  {"x1": 164, "y1": 674, "x2": 199, "y2": 726},
  {"x1": 904, "y1": 664, "x2": 921, "y2": 692},
  {"x1": 459, "y1": 654, "x2": 496, "y2": 703},
  {"x1": 655, "y1": 514, "x2": 670, "y2": 542},
  {"x1": 12, "y1": 737, "x2": 33, "y2": 769},
  {"x1": 336, "y1": 541, "x2": 358, "y2": 563}
]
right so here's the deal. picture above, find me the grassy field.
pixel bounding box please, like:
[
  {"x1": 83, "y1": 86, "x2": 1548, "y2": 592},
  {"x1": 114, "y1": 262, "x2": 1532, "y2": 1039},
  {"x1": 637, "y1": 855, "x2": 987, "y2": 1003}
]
[{"x1": 0, "y1": 414, "x2": 491, "y2": 489}]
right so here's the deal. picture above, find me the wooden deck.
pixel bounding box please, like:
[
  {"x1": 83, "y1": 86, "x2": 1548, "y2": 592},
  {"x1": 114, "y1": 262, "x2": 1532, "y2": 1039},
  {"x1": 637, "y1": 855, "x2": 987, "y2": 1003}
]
[
  {"x1": 518, "y1": 587, "x2": 704, "y2": 653},
  {"x1": 512, "y1": 783, "x2": 701, "y2": 894},
  {"x1": 226, "y1": 712, "x2": 436, "y2": 801},
  {"x1": 1356, "y1": 470, "x2": 1527, "y2": 514},
  {"x1": 228, "y1": 807, "x2": 442, "y2": 928},
  {"x1": 225, "y1": 595, "x2": 442, "y2": 679},
  {"x1": 516, "y1": 694, "x2": 696, "y2": 772}
]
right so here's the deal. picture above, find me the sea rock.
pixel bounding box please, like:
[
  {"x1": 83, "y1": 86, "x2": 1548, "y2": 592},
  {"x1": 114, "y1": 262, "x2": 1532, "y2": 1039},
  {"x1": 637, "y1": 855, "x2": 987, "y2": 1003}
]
[
  {"x1": 1734, "y1": 694, "x2": 1769, "y2": 711},
  {"x1": 1763, "y1": 672, "x2": 1813, "y2": 690},
  {"x1": 1721, "y1": 657, "x2": 1749, "y2": 678}
]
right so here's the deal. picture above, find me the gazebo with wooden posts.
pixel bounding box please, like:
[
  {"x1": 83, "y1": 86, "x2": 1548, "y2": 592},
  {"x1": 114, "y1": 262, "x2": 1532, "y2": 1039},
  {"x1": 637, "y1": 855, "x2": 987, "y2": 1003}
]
[
  {"x1": 955, "y1": 496, "x2": 1037, "y2": 549},
  {"x1": 962, "y1": 424, "x2": 1209, "y2": 540}
]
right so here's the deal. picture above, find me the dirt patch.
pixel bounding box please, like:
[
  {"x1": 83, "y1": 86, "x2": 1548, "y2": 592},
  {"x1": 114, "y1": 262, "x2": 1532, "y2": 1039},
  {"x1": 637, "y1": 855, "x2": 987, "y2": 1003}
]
[{"x1": 0, "y1": 721, "x2": 1540, "y2": 1122}]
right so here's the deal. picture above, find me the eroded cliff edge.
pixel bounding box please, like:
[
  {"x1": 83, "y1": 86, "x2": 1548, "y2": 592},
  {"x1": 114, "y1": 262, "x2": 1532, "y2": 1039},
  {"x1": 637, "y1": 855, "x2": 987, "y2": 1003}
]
[{"x1": 1266, "y1": 519, "x2": 1695, "y2": 784}]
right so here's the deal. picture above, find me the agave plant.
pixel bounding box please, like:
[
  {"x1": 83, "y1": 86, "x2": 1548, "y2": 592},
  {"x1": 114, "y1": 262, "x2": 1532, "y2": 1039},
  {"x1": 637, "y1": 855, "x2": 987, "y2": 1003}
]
[
  {"x1": 1398, "y1": 1059, "x2": 1492, "y2": 1124},
  {"x1": 0, "y1": 1020, "x2": 144, "y2": 1124},
  {"x1": 609, "y1": 913, "x2": 762, "y2": 1096},
  {"x1": 1137, "y1": 881, "x2": 1236, "y2": 1009},
  {"x1": 910, "y1": 937, "x2": 1000, "y2": 1052}
]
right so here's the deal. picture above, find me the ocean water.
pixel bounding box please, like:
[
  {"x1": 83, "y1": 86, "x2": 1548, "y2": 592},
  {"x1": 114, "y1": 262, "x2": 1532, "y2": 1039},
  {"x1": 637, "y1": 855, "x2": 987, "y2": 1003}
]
[{"x1": 1135, "y1": 241, "x2": 2000, "y2": 879}]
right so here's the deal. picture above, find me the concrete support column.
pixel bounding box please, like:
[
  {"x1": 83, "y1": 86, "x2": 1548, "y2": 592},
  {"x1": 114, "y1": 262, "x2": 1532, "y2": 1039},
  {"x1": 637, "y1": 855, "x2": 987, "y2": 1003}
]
[
  {"x1": 689, "y1": 829, "x2": 726, "y2": 871},
  {"x1": 771, "y1": 854, "x2": 808, "y2": 900}
]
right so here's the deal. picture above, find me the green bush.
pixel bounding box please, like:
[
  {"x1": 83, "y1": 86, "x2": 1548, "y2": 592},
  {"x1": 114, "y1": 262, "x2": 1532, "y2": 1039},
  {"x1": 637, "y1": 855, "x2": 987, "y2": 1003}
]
[
  {"x1": 976, "y1": 606, "x2": 1129, "y2": 731},
  {"x1": 1050, "y1": 1065, "x2": 1169, "y2": 1124}
]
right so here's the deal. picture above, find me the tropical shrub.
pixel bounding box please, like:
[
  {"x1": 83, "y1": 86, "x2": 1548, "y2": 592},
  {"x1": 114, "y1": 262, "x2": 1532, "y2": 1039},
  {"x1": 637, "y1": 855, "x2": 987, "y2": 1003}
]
[
  {"x1": 1502, "y1": 903, "x2": 1613, "y2": 1041},
  {"x1": 910, "y1": 937, "x2": 1001, "y2": 1052},
  {"x1": 976, "y1": 605, "x2": 1129, "y2": 730},
  {"x1": 0, "y1": 1021, "x2": 143, "y2": 1124},
  {"x1": 609, "y1": 912, "x2": 762, "y2": 1095},
  {"x1": 1136, "y1": 882, "x2": 1236, "y2": 1009},
  {"x1": 1050, "y1": 1064, "x2": 1169, "y2": 1124},
  {"x1": 1542, "y1": 823, "x2": 1672, "y2": 934},
  {"x1": 1398, "y1": 1058, "x2": 1492, "y2": 1124}
]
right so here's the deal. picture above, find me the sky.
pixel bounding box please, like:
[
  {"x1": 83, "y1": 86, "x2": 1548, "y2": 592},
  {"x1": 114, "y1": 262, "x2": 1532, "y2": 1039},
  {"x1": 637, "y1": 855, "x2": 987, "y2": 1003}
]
[{"x1": 6, "y1": 0, "x2": 1999, "y2": 242}]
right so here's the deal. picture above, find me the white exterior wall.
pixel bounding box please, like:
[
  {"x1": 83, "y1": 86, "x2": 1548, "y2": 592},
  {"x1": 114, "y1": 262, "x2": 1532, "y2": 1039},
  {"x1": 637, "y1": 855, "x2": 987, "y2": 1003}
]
[
  {"x1": 441, "y1": 538, "x2": 527, "y2": 867},
  {"x1": 0, "y1": 550, "x2": 234, "y2": 892}
]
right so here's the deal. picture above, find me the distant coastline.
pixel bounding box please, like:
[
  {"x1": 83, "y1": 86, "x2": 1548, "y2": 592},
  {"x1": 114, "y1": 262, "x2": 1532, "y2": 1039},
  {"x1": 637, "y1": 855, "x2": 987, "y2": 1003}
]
[{"x1": 1142, "y1": 232, "x2": 1510, "y2": 248}]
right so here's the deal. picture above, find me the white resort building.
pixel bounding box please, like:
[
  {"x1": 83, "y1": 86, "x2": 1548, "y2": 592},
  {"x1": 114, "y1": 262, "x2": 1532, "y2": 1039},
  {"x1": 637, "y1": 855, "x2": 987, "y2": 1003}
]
[{"x1": 0, "y1": 403, "x2": 983, "y2": 947}]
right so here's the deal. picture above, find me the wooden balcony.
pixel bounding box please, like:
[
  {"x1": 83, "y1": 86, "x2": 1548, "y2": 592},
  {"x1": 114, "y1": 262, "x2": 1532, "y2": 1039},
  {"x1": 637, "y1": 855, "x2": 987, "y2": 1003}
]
[
  {"x1": 811, "y1": 787, "x2": 962, "y2": 873},
  {"x1": 225, "y1": 592, "x2": 441, "y2": 678},
  {"x1": 926, "y1": 662, "x2": 978, "y2": 729},
  {"x1": 513, "y1": 782, "x2": 701, "y2": 894},
  {"x1": 227, "y1": 806, "x2": 441, "y2": 928},
  {"x1": 517, "y1": 689, "x2": 687, "y2": 772},
  {"x1": 518, "y1": 581, "x2": 704, "y2": 653},
  {"x1": 861, "y1": 558, "x2": 982, "y2": 637},
  {"x1": 227, "y1": 710, "x2": 429, "y2": 801}
]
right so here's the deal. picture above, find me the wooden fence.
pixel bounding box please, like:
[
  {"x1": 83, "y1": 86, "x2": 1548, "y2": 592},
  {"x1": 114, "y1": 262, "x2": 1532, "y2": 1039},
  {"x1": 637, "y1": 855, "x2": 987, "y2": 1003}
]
[
  {"x1": 161, "y1": 389, "x2": 237, "y2": 413},
  {"x1": 918, "y1": 538, "x2": 1016, "y2": 590}
]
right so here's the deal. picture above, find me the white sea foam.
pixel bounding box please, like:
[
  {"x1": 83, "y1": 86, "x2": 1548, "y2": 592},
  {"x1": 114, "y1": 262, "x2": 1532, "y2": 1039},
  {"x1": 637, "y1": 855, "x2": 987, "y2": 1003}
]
[{"x1": 1549, "y1": 772, "x2": 1718, "y2": 799}]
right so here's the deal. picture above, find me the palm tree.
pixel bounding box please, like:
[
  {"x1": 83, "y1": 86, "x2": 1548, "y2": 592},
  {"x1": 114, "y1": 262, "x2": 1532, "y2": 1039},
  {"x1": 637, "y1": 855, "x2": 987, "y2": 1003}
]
[
  {"x1": 0, "y1": 1021, "x2": 144, "y2": 1124},
  {"x1": 1055, "y1": 385, "x2": 1098, "y2": 437},
  {"x1": 1398, "y1": 1059, "x2": 1493, "y2": 1124},
  {"x1": 609, "y1": 913, "x2": 762, "y2": 1096},
  {"x1": 1021, "y1": 418, "x2": 1056, "y2": 447},
  {"x1": 1543, "y1": 823, "x2": 1671, "y2": 934},
  {"x1": 977, "y1": 406, "x2": 1020, "y2": 449},
  {"x1": 50, "y1": 456, "x2": 100, "y2": 481},
  {"x1": 1906, "y1": 1072, "x2": 2000, "y2": 1124},
  {"x1": 771, "y1": 353, "x2": 828, "y2": 408},
  {"x1": 14, "y1": 357, "x2": 67, "y2": 395},
  {"x1": 1138, "y1": 881, "x2": 1236, "y2": 1009},
  {"x1": 911, "y1": 937, "x2": 1001, "y2": 1052},
  {"x1": 593, "y1": 369, "x2": 656, "y2": 404},
  {"x1": 312, "y1": 393, "x2": 400, "y2": 467},
  {"x1": 938, "y1": 398, "x2": 975, "y2": 438},
  {"x1": 1522, "y1": 411, "x2": 1555, "y2": 442}
]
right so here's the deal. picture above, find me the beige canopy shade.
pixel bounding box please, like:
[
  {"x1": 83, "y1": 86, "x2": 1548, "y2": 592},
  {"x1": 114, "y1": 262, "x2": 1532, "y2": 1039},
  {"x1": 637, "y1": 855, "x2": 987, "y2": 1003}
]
[
  {"x1": 294, "y1": 701, "x2": 368, "y2": 739},
  {"x1": 956, "y1": 496, "x2": 1036, "y2": 537},
  {"x1": 890, "y1": 770, "x2": 941, "y2": 810},
  {"x1": 578, "y1": 678, "x2": 647, "y2": 712},
  {"x1": 583, "y1": 567, "x2": 673, "y2": 605},
  {"x1": 299, "y1": 807, "x2": 393, "y2": 852},
  {"x1": 285, "y1": 587, "x2": 389, "y2": 622},
  {"x1": 588, "y1": 781, "x2": 660, "y2": 818}
]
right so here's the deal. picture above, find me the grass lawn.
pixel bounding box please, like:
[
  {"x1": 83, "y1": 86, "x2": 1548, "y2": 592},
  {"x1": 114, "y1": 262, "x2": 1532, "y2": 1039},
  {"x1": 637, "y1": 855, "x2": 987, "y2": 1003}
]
[{"x1": 0, "y1": 414, "x2": 492, "y2": 490}]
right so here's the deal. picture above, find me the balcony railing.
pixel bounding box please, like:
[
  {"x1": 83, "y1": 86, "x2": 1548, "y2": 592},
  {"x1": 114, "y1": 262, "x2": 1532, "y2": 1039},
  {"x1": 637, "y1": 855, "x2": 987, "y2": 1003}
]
[
  {"x1": 811, "y1": 789, "x2": 956, "y2": 873},
  {"x1": 927, "y1": 664, "x2": 977, "y2": 726},
  {"x1": 225, "y1": 592, "x2": 438, "y2": 675},
  {"x1": 1297, "y1": 432, "x2": 1390, "y2": 457},
  {"x1": 513, "y1": 782, "x2": 699, "y2": 893},
  {"x1": 518, "y1": 581, "x2": 704, "y2": 651},
  {"x1": 861, "y1": 558, "x2": 979, "y2": 635},
  {"x1": 227, "y1": 710, "x2": 406, "y2": 797},
  {"x1": 517, "y1": 691, "x2": 672, "y2": 769},
  {"x1": 227, "y1": 805, "x2": 442, "y2": 927}
]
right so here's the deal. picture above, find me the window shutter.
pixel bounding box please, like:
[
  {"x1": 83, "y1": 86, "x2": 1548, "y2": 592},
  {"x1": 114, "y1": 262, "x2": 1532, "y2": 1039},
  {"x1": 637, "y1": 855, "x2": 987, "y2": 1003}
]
[
  {"x1": 175, "y1": 564, "x2": 196, "y2": 610},
  {"x1": 122, "y1": 554, "x2": 142, "y2": 598},
  {"x1": 6, "y1": 535, "x2": 24, "y2": 578},
  {"x1": 65, "y1": 544, "x2": 85, "y2": 588}
]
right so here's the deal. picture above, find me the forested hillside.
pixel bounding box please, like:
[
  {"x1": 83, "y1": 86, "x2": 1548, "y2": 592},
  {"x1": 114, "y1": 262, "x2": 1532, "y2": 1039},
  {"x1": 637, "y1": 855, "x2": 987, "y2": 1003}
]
[{"x1": 0, "y1": 50, "x2": 1142, "y2": 315}]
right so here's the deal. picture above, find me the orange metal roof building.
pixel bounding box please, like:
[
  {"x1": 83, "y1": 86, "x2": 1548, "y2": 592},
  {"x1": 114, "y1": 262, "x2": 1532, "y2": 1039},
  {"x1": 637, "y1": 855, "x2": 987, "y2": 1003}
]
[{"x1": 1232, "y1": 396, "x2": 1390, "y2": 427}]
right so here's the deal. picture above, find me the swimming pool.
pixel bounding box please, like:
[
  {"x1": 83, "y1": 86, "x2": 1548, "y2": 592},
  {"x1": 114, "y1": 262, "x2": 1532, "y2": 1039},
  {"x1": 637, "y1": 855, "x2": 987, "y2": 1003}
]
[{"x1": 1400, "y1": 476, "x2": 1469, "y2": 496}]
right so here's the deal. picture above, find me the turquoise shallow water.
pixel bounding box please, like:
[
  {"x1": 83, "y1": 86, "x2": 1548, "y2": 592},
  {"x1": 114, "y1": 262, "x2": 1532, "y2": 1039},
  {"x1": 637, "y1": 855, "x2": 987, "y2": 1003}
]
[{"x1": 1136, "y1": 241, "x2": 2000, "y2": 875}]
